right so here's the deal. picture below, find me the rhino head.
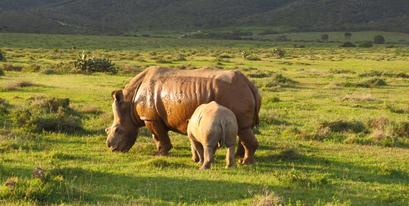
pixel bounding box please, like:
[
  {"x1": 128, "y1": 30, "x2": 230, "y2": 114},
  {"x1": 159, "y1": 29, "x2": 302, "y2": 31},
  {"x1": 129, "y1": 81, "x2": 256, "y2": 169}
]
[{"x1": 106, "y1": 90, "x2": 144, "y2": 152}]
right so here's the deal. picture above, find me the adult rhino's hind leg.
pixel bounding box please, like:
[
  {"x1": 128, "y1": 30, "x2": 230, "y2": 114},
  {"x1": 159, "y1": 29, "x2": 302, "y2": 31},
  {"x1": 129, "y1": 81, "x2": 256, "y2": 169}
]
[
  {"x1": 238, "y1": 128, "x2": 259, "y2": 164},
  {"x1": 145, "y1": 121, "x2": 173, "y2": 156}
]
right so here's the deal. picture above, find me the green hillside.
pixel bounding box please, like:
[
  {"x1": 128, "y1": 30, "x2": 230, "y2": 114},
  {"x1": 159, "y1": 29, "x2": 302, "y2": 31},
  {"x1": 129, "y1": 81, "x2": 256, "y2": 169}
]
[{"x1": 0, "y1": 0, "x2": 408, "y2": 34}]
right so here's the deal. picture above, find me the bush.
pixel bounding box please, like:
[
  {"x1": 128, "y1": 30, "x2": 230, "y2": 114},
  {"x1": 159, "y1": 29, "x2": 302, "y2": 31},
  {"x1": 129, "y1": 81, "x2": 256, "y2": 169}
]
[
  {"x1": 374, "y1": 35, "x2": 385, "y2": 44},
  {"x1": 3, "y1": 64, "x2": 23, "y2": 72},
  {"x1": 319, "y1": 120, "x2": 367, "y2": 134},
  {"x1": 265, "y1": 74, "x2": 298, "y2": 88},
  {"x1": 321, "y1": 34, "x2": 329, "y2": 42},
  {"x1": 358, "y1": 41, "x2": 373, "y2": 48},
  {"x1": 11, "y1": 96, "x2": 83, "y2": 133},
  {"x1": 249, "y1": 71, "x2": 272, "y2": 78},
  {"x1": 0, "y1": 50, "x2": 5, "y2": 61},
  {"x1": 367, "y1": 118, "x2": 409, "y2": 146},
  {"x1": 339, "y1": 42, "x2": 356, "y2": 48},
  {"x1": 272, "y1": 48, "x2": 285, "y2": 58},
  {"x1": 243, "y1": 53, "x2": 260, "y2": 61},
  {"x1": 0, "y1": 68, "x2": 4, "y2": 76},
  {"x1": 344, "y1": 78, "x2": 387, "y2": 88},
  {"x1": 3, "y1": 81, "x2": 35, "y2": 91},
  {"x1": 356, "y1": 78, "x2": 387, "y2": 88},
  {"x1": 0, "y1": 167, "x2": 82, "y2": 202},
  {"x1": 73, "y1": 52, "x2": 118, "y2": 74},
  {"x1": 359, "y1": 70, "x2": 409, "y2": 79}
]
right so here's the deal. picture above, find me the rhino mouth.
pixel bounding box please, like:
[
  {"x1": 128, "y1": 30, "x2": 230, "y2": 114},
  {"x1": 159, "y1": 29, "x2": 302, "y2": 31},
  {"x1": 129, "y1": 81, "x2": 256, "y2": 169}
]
[{"x1": 109, "y1": 144, "x2": 132, "y2": 153}]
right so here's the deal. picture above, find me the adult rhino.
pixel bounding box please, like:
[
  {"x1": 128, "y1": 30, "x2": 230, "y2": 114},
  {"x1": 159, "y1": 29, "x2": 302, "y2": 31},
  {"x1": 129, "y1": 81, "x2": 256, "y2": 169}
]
[{"x1": 106, "y1": 66, "x2": 261, "y2": 164}]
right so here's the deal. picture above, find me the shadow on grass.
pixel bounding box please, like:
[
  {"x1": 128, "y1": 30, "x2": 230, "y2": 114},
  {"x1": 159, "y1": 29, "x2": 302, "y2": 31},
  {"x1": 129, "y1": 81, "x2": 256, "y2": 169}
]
[
  {"x1": 255, "y1": 150, "x2": 409, "y2": 186},
  {"x1": 0, "y1": 166, "x2": 261, "y2": 204}
]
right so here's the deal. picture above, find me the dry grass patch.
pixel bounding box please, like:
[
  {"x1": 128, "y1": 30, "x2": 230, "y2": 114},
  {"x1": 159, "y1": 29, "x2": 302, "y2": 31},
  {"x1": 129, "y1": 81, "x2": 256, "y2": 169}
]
[
  {"x1": 251, "y1": 191, "x2": 282, "y2": 206},
  {"x1": 342, "y1": 93, "x2": 377, "y2": 102},
  {"x1": 3, "y1": 81, "x2": 36, "y2": 91}
]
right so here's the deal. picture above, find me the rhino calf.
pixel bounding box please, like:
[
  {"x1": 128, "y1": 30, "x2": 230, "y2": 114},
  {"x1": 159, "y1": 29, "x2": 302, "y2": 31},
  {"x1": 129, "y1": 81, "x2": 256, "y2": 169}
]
[{"x1": 187, "y1": 101, "x2": 238, "y2": 169}]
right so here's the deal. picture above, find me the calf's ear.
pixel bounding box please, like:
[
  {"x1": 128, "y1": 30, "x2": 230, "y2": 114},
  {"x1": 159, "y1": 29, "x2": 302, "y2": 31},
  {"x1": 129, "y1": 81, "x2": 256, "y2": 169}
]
[{"x1": 111, "y1": 90, "x2": 124, "y2": 103}]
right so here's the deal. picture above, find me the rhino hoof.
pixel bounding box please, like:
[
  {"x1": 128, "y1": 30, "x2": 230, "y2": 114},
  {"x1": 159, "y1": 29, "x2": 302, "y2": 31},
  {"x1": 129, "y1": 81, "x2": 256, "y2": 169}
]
[
  {"x1": 240, "y1": 157, "x2": 256, "y2": 165},
  {"x1": 154, "y1": 150, "x2": 169, "y2": 156}
]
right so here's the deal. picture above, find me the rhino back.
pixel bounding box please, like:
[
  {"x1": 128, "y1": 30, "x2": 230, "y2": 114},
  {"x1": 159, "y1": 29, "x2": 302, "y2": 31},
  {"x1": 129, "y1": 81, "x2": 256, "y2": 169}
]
[{"x1": 134, "y1": 67, "x2": 257, "y2": 133}]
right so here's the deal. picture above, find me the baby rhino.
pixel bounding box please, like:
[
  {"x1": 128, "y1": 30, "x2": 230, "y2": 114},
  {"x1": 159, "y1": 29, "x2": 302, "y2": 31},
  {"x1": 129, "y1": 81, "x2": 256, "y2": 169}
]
[{"x1": 187, "y1": 101, "x2": 238, "y2": 170}]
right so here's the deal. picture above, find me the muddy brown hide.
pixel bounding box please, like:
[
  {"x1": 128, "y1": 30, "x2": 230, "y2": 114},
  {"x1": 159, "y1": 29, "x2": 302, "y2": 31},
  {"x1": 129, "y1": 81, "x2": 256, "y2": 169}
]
[{"x1": 109, "y1": 66, "x2": 261, "y2": 164}]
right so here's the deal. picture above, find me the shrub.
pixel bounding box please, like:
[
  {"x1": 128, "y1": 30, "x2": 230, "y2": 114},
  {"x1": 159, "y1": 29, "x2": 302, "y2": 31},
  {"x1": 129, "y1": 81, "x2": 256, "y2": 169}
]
[
  {"x1": 321, "y1": 34, "x2": 329, "y2": 42},
  {"x1": 3, "y1": 64, "x2": 23, "y2": 72},
  {"x1": 366, "y1": 118, "x2": 409, "y2": 146},
  {"x1": 73, "y1": 52, "x2": 118, "y2": 74},
  {"x1": 275, "y1": 35, "x2": 288, "y2": 42},
  {"x1": 339, "y1": 42, "x2": 356, "y2": 48},
  {"x1": 359, "y1": 70, "x2": 409, "y2": 79},
  {"x1": 344, "y1": 32, "x2": 352, "y2": 40},
  {"x1": 0, "y1": 68, "x2": 4, "y2": 76},
  {"x1": 3, "y1": 81, "x2": 35, "y2": 91},
  {"x1": 358, "y1": 41, "x2": 373, "y2": 48},
  {"x1": 174, "y1": 53, "x2": 186, "y2": 61},
  {"x1": 344, "y1": 78, "x2": 387, "y2": 88},
  {"x1": 395, "y1": 122, "x2": 409, "y2": 137},
  {"x1": 272, "y1": 48, "x2": 285, "y2": 58},
  {"x1": 319, "y1": 120, "x2": 367, "y2": 134},
  {"x1": 11, "y1": 96, "x2": 83, "y2": 133},
  {"x1": 356, "y1": 78, "x2": 387, "y2": 88},
  {"x1": 342, "y1": 93, "x2": 376, "y2": 102},
  {"x1": 0, "y1": 99, "x2": 11, "y2": 127},
  {"x1": 276, "y1": 148, "x2": 301, "y2": 161},
  {"x1": 0, "y1": 50, "x2": 5, "y2": 61},
  {"x1": 0, "y1": 129, "x2": 43, "y2": 152},
  {"x1": 374, "y1": 35, "x2": 385, "y2": 44},
  {"x1": 249, "y1": 71, "x2": 272, "y2": 78},
  {"x1": 265, "y1": 74, "x2": 298, "y2": 88},
  {"x1": 250, "y1": 190, "x2": 282, "y2": 206},
  {"x1": 0, "y1": 98, "x2": 10, "y2": 114},
  {"x1": 244, "y1": 55, "x2": 260, "y2": 61},
  {"x1": 0, "y1": 167, "x2": 82, "y2": 202}
]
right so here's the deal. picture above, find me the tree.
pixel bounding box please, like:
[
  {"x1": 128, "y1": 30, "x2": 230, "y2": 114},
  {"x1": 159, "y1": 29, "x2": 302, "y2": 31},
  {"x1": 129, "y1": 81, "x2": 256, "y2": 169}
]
[
  {"x1": 321, "y1": 34, "x2": 329, "y2": 42},
  {"x1": 344, "y1": 32, "x2": 352, "y2": 41},
  {"x1": 374, "y1": 35, "x2": 385, "y2": 44}
]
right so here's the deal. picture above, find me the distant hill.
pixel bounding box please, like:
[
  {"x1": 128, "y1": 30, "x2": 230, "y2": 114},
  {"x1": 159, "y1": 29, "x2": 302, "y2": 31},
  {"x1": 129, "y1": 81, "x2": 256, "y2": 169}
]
[{"x1": 0, "y1": 0, "x2": 408, "y2": 34}]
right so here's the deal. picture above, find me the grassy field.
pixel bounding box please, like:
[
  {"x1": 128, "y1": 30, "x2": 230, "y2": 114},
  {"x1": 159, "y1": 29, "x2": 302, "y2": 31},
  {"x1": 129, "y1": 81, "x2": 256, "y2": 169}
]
[{"x1": 1, "y1": 33, "x2": 409, "y2": 205}]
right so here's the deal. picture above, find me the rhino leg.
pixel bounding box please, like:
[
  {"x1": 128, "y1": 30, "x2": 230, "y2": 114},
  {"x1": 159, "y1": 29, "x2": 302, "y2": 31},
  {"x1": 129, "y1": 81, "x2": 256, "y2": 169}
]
[
  {"x1": 200, "y1": 145, "x2": 215, "y2": 170},
  {"x1": 238, "y1": 128, "x2": 259, "y2": 164},
  {"x1": 226, "y1": 145, "x2": 235, "y2": 168},
  {"x1": 235, "y1": 141, "x2": 245, "y2": 158},
  {"x1": 188, "y1": 133, "x2": 202, "y2": 163},
  {"x1": 191, "y1": 140, "x2": 204, "y2": 164},
  {"x1": 145, "y1": 120, "x2": 173, "y2": 156}
]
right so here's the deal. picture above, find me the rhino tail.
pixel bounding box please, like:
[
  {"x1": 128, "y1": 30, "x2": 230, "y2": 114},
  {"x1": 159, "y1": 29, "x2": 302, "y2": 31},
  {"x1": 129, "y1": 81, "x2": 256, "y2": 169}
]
[
  {"x1": 246, "y1": 77, "x2": 261, "y2": 127},
  {"x1": 219, "y1": 121, "x2": 226, "y2": 148}
]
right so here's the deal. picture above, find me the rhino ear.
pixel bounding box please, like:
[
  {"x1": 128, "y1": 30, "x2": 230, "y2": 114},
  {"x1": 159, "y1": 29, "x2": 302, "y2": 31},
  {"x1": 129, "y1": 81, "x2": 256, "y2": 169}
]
[{"x1": 111, "y1": 90, "x2": 124, "y2": 103}]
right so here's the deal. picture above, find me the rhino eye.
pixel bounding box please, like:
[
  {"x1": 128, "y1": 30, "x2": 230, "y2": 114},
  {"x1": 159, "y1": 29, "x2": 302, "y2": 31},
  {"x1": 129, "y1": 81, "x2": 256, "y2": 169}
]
[{"x1": 114, "y1": 127, "x2": 123, "y2": 134}]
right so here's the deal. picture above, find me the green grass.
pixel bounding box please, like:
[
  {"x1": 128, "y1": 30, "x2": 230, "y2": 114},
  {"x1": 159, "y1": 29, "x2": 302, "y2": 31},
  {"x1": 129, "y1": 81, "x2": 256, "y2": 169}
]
[{"x1": 1, "y1": 33, "x2": 409, "y2": 205}]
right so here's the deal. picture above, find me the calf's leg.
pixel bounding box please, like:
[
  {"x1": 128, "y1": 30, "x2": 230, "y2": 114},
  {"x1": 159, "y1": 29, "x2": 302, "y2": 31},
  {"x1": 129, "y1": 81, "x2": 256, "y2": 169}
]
[
  {"x1": 190, "y1": 139, "x2": 204, "y2": 164},
  {"x1": 226, "y1": 145, "x2": 235, "y2": 168},
  {"x1": 188, "y1": 132, "x2": 200, "y2": 162},
  {"x1": 200, "y1": 145, "x2": 215, "y2": 170}
]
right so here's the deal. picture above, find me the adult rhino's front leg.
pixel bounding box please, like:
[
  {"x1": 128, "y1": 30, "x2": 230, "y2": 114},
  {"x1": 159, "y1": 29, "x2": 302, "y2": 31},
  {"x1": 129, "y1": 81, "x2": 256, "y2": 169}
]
[
  {"x1": 238, "y1": 128, "x2": 259, "y2": 164},
  {"x1": 145, "y1": 120, "x2": 173, "y2": 156}
]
